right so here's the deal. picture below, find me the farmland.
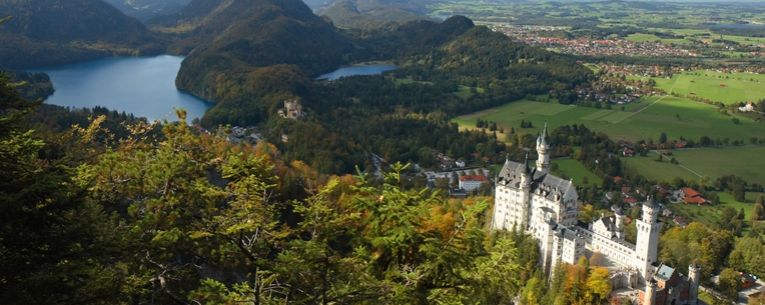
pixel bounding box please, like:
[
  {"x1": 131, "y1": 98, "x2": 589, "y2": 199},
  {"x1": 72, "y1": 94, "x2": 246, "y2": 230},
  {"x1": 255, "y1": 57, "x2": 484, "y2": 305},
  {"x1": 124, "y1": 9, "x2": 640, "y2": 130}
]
[
  {"x1": 624, "y1": 147, "x2": 765, "y2": 184},
  {"x1": 453, "y1": 96, "x2": 765, "y2": 144},
  {"x1": 647, "y1": 70, "x2": 765, "y2": 105}
]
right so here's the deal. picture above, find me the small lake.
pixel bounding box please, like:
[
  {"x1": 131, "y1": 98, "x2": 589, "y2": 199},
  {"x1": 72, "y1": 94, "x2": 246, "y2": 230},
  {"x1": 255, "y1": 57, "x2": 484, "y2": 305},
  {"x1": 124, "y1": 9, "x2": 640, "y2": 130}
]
[
  {"x1": 33, "y1": 55, "x2": 211, "y2": 122},
  {"x1": 317, "y1": 64, "x2": 397, "y2": 81}
]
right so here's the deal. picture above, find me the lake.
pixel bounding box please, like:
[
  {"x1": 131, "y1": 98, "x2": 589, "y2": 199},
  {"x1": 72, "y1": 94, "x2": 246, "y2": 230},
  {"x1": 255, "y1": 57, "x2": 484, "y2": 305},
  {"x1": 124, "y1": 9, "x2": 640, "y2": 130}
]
[
  {"x1": 316, "y1": 64, "x2": 397, "y2": 81},
  {"x1": 33, "y1": 55, "x2": 212, "y2": 122}
]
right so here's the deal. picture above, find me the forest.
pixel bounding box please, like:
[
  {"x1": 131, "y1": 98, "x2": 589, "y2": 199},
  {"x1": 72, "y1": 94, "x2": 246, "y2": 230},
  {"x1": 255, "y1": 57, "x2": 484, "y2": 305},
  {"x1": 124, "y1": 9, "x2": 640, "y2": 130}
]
[
  {"x1": 0, "y1": 70, "x2": 624, "y2": 305},
  {"x1": 198, "y1": 21, "x2": 592, "y2": 174}
]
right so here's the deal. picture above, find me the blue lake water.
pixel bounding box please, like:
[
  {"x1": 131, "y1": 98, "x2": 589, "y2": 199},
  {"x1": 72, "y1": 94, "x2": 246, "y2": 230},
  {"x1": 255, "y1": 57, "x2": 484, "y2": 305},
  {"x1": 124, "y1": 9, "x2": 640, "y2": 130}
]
[
  {"x1": 317, "y1": 64, "x2": 397, "y2": 81},
  {"x1": 32, "y1": 55, "x2": 212, "y2": 122}
]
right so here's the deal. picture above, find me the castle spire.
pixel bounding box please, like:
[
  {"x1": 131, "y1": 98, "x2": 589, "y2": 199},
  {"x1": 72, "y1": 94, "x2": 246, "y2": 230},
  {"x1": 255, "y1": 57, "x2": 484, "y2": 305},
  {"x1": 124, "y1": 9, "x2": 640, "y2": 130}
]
[
  {"x1": 538, "y1": 122, "x2": 548, "y2": 146},
  {"x1": 536, "y1": 122, "x2": 550, "y2": 171}
]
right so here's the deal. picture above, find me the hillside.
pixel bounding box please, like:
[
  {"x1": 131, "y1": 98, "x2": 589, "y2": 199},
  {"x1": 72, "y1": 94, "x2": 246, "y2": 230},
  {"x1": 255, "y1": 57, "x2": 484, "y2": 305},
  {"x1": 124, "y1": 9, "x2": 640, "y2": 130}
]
[
  {"x1": 103, "y1": 0, "x2": 191, "y2": 21},
  {"x1": 173, "y1": 0, "x2": 355, "y2": 102},
  {"x1": 0, "y1": 0, "x2": 161, "y2": 69},
  {"x1": 319, "y1": 0, "x2": 430, "y2": 29}
]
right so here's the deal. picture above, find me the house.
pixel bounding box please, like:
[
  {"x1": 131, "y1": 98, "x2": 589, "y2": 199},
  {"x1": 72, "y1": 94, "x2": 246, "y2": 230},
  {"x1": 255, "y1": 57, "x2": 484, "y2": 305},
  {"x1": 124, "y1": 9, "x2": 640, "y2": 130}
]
[
  {"x1": 459, "y1": 175, "x2": 488, "y2": 192},
  {"x1": 673, "y1": 215, "x2": 689, "y2": 228},
  {"x1": 739, "y1": 102, "x2": 756, "y2": 112},
  {"x1": 622, "y1": 147, "x2": 635, "y2": 157},
  {"x1": 622, "y1": 186, "x2": 632, "y2": 196},
  {"x1": 742, "y1": 273, "x2": 758, "y2": 289},
  {"x1": 681, "y1": 188, "x2": 708, "y2": 205}
]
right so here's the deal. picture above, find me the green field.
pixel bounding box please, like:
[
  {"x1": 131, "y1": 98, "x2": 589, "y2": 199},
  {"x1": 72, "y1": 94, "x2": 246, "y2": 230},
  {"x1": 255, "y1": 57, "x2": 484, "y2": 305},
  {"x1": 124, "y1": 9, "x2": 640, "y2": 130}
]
[
  {"x1": 551, "y1": 158, "x2": 603, "y2": 186},
  {"x1": 453, "y1": 97, "x2": 765, "y2": 144},
  {"x1": 650, "y1": 70, "x2": 765, "y2": 105},
  {"x1": 624, "y1": 147, "x2": 765, "y2": 184}
]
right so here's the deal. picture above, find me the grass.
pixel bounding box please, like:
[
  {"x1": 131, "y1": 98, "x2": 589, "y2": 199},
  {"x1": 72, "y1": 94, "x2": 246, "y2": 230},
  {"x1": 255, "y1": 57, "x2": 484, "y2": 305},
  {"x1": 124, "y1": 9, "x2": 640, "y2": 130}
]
[
  {"x1": 624, "y1": 147, "x2": 765, "y2": 184},
  {"x1": 454, "y1": 85, "x2": 485, "y2": 100},
  {"x1": 453, "y1": 96, "x2": 765, "y2": 144},
  {"x1": 623, "y1": 153, "x2": 699, "y2": 182},
  {"x1": 650, "y1": 70, "x2": 765, "y2": 105},
  {"x1": 551, "y1": 158, "x2": 603, "y2": 187},
  {"x1": 455, "y1": 97, "x2": 765, "y2": 185},
  {"x1": 671, "y1": 147, "x2": 765, "y2": 184}
]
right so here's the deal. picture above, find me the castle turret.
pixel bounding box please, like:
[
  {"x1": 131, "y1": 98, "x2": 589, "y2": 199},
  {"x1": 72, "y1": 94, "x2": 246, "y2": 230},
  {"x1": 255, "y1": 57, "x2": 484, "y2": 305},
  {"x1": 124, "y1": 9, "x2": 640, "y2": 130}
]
[
  {"x1": 520, "y1": 153, "x2": 532, "y2": 228},
  {"x1": 688, "y1": 264, "x2": 701, "y2": 305},
  {"x1": 634, "y1": 196, "x2": 661, "y2": 282},
  {"x1": 536, "y1": 123, "x2": 550, "y2": 171},
  {"x1": 644, "y1": 280, "x2": 657, "y2": 305},
  {"x1": 612, "y1": 205, "x2": 625, "y2": 239}
]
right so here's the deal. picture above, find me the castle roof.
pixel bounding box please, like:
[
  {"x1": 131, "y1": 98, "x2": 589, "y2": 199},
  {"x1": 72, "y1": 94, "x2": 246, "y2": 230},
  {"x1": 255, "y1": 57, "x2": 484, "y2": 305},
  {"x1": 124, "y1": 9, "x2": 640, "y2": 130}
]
[
  {"x1": 497, "y1": 160, "x2": 577, "y2": 203},
  {"x1": 655, "y1": 264, "x2": 676, "y2": 281},
  {"x1": 644, "y1": 195, "x2": 659, "y2": 209}
]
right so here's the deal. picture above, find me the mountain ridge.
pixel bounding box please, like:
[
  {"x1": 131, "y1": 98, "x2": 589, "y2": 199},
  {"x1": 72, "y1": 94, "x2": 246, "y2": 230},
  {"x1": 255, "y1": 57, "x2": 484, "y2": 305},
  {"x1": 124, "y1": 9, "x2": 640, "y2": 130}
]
[
  {"x1": 0, "y1": 0, "x2": 162, "y2": 69},
  {"x1": 174, "y1": 0, "x2": 356, "y2": 103}
]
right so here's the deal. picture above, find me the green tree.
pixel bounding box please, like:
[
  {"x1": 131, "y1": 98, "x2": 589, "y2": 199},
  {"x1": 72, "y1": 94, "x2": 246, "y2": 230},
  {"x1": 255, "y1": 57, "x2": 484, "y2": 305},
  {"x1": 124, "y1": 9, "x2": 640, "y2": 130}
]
[
  {"x1": 0, "y1": 73, "x2": 123, "y2": 303},
  {"x1": 718, "y1": 268, "x2": 742, "y2": 300}
]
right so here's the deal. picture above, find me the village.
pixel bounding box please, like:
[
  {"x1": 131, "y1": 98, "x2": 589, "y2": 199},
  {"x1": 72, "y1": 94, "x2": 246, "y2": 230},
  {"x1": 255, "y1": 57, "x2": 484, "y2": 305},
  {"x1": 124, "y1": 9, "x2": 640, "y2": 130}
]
[{"x1": 488, "y1": 24, "x2": 697, "y2": 58}]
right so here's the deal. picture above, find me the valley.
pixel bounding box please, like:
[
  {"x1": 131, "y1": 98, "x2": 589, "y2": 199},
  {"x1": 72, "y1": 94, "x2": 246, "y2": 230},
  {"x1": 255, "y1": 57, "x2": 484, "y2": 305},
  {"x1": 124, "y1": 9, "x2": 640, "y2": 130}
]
[{"x1": 1, "y1": 1, "x2": 765, "y2": 304}]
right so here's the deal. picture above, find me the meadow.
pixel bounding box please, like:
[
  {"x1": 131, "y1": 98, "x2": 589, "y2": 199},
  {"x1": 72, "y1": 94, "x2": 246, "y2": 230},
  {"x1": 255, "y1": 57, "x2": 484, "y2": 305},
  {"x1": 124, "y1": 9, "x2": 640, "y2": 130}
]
[
  {"x1": 453, "y1": 96, "x2": 765, "y2": 144},
  {"x1": 551, "y1": 158, "x2": 603, "y2": 187},
  {"x1": 624, "y1": 147, "x2": 765, "y2": 184},
  {"x1": 650, "y1": 70, "x2": 765, "y2": 105}
]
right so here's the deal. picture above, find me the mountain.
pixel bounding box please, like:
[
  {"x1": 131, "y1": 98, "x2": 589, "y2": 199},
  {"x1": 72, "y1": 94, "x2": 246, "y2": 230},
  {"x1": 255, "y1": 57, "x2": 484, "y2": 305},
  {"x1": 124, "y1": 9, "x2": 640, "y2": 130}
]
[
  {"x1": 319, "y1": 0, "x2": 431, "y2": 29},
  {"x1": 358, "y1": 15, "x2": 476, "y2": 58},
  {"x1": 0, "y1": 0, "x2": 161, "y2": 69},
  {"x1": 173, "y1": 0, "x2": 355, "y2": 103},
  {"x1": 102, "y1": 0, "x2": 191, "y2": 21},
  {"x1": 319, "y1": 0, "x2": 428, "y2": 28}
]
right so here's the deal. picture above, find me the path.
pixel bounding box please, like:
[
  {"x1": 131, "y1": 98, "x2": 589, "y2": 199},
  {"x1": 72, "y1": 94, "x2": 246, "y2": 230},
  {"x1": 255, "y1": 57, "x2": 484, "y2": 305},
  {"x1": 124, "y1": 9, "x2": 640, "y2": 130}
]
[
  {"x1": 652, "y1": 150, "x2": 705, "y2": 178},
  {"x1": 611, "y1": 80, "x2": 678, "y2": 124}
]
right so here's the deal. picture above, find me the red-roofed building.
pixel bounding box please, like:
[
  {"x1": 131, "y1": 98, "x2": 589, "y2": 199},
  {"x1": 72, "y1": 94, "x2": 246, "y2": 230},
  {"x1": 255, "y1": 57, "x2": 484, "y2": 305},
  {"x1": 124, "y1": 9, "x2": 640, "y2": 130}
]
[
  {"x1": 682, "y1": 188, "x2": 708, "y2": 205},
  {"x1": 459, "y1": 175, "x2": 488, "y2": 192}
]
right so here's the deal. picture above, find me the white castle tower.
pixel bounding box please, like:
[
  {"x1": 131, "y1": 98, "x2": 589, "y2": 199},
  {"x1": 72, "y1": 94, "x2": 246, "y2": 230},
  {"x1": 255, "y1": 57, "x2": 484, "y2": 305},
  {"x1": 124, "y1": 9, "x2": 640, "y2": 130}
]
[
  {"x1": 613, "y1": 205, "x2": 626, "y2": 239},
  {"x1": 644, "y1": 280, "x2": 657, "y2": 305},
  {"x1": 634, "y1": 196, "x2": 662, "y2": 281},
  {"x1": 536, "y1": 123, "x2": 550, "y2": 171},
  {"x1": 688, "y1": 264, "x2": 701, "y2": 305}
]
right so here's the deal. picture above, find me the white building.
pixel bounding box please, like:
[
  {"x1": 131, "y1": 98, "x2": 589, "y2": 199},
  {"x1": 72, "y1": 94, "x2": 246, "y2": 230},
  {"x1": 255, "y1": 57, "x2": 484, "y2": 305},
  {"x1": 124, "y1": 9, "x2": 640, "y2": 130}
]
[
  {"x1": 739, "y1": 102, "x2": 755, "y2": 112},
  {"x1": 492, "y1": 124, "x2": 663, "y2": 284},
  {"x1": 459, "y1": 175, "x2": 488, "y2": 192}
]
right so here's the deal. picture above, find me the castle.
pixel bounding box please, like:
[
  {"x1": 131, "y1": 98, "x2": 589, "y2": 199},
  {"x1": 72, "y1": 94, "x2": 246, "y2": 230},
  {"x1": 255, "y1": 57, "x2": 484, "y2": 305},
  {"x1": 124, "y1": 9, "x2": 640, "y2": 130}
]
[{"x1": 491, "y1": 125, "x2": 699, "y2": 305}]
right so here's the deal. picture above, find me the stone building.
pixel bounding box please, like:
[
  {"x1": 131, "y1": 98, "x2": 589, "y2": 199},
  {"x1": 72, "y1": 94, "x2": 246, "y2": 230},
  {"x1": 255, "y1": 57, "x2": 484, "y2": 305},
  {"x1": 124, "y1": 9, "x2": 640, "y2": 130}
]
[{"x1": 640, "y1": 264, "x2": 701, "y2": 305}]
